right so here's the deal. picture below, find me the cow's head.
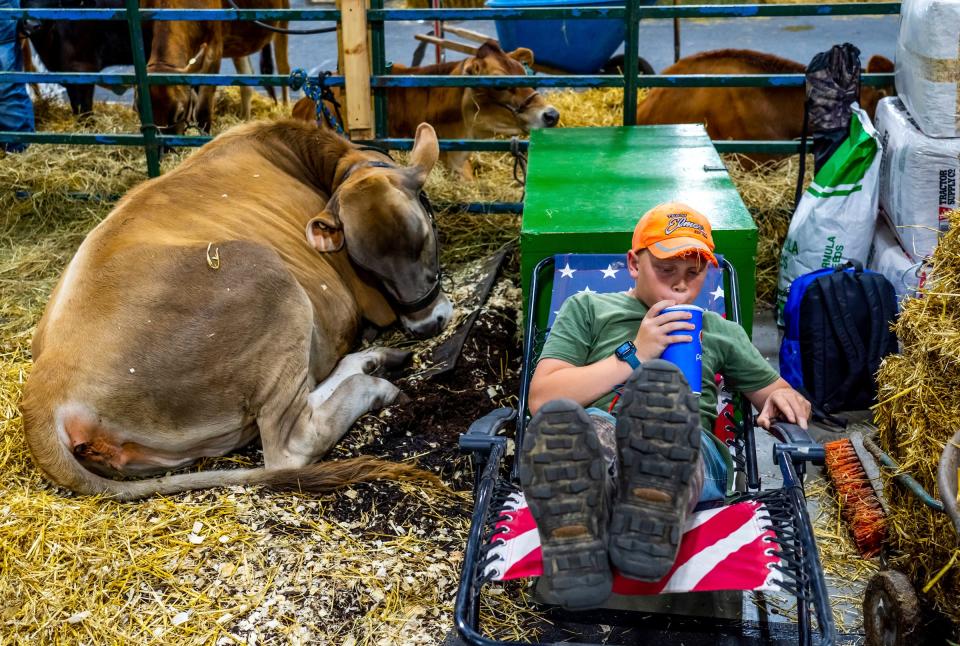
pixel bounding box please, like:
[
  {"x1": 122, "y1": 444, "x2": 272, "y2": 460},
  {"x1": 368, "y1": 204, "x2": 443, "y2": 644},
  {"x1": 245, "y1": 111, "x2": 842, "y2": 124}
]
[
  {"x1": 142, "y1": 35, "x2": 209, "y2": 135},
  {"x1": 19, "y1": 0, "x2": 59, "y2": 56},
  {"x1": 461, "y1": 41, "x2": 560, "y2": 136},
  {"x1": 305, "y1": 123, "x2": 453, "y2": 338},
  {"x1": 860, "y1": 55, "x2": 896, "y2": 121}
]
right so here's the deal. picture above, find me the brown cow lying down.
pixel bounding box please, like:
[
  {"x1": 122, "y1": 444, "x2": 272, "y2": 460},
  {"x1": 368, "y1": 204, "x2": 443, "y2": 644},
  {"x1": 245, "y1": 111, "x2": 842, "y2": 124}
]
[
  {"x1": 22, "y1": 119, "x2": 453, "y2": 500},
  {"x1": 292, "y1": 41, "x2": 560, "y2": 179},
  {"x1": 636, "y1": 49, "x2": 894, "y2": 154}
]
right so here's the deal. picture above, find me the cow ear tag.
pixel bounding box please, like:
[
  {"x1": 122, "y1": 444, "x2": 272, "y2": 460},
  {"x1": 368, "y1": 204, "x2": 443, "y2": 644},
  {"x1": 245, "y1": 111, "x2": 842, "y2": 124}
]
[{"x1": 305, "y1": 214, "x2": 344, "y2": 253}]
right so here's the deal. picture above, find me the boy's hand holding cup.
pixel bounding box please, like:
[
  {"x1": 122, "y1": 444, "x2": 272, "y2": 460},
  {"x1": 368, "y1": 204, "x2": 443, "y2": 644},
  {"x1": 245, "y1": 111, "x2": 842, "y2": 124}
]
[{"x1": 634, "y1": 300, "x2": 704, "y2": 394}]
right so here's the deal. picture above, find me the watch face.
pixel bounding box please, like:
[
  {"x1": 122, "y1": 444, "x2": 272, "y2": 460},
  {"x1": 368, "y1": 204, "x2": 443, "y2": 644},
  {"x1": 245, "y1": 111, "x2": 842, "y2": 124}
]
[{"x1": 616, "y1": 341, "x2": 633, "y2": 357}]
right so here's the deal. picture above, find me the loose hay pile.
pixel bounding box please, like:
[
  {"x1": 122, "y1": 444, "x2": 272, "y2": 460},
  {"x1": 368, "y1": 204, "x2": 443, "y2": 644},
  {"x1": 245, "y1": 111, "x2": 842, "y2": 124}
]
[
  {"x1": 874, "y1": 209, "x2": 960, "y2": 624},
  {"x1": 1, "y1": 95, "x2": 527, "y2": 643}
]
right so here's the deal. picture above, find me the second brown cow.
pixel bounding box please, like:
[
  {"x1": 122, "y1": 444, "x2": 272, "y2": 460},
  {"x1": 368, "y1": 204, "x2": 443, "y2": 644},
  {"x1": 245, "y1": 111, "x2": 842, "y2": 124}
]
[
  {"x1": 635, "y1": 49, "x2": 894, "y2": 159},
  {"x1": 144, "y1": 0, "x2": 290, "y2": 133},
  {"x1": 293, "y1": 42, "x2": 560, "y2": 179}
]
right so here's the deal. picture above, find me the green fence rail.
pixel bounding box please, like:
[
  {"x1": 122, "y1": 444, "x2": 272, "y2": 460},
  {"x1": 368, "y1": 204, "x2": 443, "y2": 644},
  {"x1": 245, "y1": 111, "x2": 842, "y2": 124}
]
[{"x1": 1, "y1": 2, "x2": 901, "y2": 191}]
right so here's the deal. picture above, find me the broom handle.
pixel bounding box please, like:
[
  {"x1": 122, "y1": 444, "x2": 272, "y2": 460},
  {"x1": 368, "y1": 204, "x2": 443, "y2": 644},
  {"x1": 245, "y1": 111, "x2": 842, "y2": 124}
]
[{"x1": 862, "y1": 435, "x2": 945, "y2": 512}]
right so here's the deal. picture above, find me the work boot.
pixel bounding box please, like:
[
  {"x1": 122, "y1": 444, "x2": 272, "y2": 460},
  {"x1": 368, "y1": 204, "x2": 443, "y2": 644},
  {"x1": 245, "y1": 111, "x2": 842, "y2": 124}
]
[
  {"x1": 518, "y1": 399, "x2": 612, "y2": 609},
  {"x1": 608, "y1": 360, "x2": 702, "y2": 581}
]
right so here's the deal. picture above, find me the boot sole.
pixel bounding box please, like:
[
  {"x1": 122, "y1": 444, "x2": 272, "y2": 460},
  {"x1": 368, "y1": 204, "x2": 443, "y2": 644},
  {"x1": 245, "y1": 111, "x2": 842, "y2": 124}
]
[
  {"x1": 518, "y1": 399, "x2": 612, "y2": 609},
  {"x1": 609, "y1": 360, "x2": 701, "y2": 581}
]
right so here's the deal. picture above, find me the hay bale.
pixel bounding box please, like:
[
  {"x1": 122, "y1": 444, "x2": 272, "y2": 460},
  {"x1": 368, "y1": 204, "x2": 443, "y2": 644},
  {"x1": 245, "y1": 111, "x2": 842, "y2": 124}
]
[{"x1": 874, "y1": 209, "x2": 960, "y2": 623}]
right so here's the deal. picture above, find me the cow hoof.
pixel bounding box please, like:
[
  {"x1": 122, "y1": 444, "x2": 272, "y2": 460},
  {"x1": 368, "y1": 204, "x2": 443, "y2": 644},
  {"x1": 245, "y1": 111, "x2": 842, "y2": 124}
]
[{"x1": 361, "y1": 347, "x2": 411, "y2": 375}]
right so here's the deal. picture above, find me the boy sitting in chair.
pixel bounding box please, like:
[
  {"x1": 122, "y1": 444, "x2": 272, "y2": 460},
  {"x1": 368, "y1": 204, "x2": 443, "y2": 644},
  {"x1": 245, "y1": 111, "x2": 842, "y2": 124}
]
[{"x1": 521, "y1": 201, "x2": 812, "y2": 609}]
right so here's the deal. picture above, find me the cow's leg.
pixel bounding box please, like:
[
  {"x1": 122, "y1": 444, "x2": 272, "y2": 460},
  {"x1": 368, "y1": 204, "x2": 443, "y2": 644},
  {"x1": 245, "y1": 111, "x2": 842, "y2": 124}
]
[
  {"x1": 262, "y1": 373, "x2": 403, "y2": 469},
  {"x1": 232, "y1": 56, "x2": 253, "y2": 120},
  {"x1": 308, "y1": 347, "x2": 409, "y2": 409},
  {"x1": 197, "y1": 84, "x2": 217, "y2": 132},
  {"x1": 442, "y1": 151, "x2": 474, "y2": 180},
  {"x1": 66, "y1": 84, "x2": 95, "y2": 117},
  {"x1": 274, "y1": 31, "x2": 290, "y2": 105},
  {"x1": 196, "y1": 56, "x2": 222, "y2": 132}
]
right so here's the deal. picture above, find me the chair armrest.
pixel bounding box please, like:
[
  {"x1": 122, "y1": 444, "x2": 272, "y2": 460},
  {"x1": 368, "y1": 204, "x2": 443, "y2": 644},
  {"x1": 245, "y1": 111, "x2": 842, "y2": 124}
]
[
  {"x1": 766, "y1": 421, "x2": 825, "y2": 466},
  {"x1": 459, "y1": 407, "x2": 517, "y2": 454},
  {"x1": 766, "y1": 420, "x2": 817, "y2": 446}
]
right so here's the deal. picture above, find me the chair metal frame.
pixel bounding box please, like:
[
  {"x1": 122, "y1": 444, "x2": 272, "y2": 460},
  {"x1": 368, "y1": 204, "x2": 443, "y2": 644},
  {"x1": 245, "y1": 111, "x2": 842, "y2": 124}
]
[{"x1": 454, "y1": 255, "x2": 837, "y2": 646}]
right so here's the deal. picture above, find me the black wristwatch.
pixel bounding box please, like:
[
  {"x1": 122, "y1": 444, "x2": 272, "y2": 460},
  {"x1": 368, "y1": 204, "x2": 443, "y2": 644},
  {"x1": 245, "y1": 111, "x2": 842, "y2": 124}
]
[{"x1": 614, "y1": 341, "x2": 641, "y2": 369}]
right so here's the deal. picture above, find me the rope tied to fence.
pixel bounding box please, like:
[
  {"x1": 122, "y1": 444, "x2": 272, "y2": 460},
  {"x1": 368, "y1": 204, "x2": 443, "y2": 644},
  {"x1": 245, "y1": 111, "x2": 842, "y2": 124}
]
[
  {"x1": 510, "y1": 135, "x2": 527, "y2": 188},
  {"x1": 289, "y1": 68, "x2": 344, "y2": 136}
]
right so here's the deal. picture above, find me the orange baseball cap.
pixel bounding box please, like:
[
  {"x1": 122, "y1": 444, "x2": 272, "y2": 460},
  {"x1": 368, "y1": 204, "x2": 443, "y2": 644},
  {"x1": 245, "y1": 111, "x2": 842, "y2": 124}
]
[{"x1": 632, "y1": 202, "x2": 718, "y2": 267}]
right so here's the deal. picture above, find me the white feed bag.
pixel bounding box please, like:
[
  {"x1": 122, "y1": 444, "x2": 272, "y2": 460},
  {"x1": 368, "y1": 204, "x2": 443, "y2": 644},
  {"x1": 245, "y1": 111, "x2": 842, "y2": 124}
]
[
  {"x1": 895, "y1": 0, "x2": 960, "y2": 137},
  {"x1": 867, "y1": 216, "x2": 927, "y2": 302}
]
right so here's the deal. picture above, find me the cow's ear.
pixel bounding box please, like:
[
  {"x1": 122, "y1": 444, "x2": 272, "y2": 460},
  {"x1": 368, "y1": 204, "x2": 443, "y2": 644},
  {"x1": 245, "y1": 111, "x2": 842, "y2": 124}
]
[
  {"x1": 507, "y1": 48, "x2": 535, "y2": 66},
  {"x1": 476, "y1": 41, "x2": 502, "y2": 59},
  {"x1": 408, "y1": 123, "x2": 439, "y2": 185},
  {"x1": 463, "y1": 57, "x2": 483, "y2": 75},
  {"x1": 184, "y1": 43, "x2": 209, "y2": 74},
  {"x1": 305, "y1": 210, "x2": 344, "y2": 253}
]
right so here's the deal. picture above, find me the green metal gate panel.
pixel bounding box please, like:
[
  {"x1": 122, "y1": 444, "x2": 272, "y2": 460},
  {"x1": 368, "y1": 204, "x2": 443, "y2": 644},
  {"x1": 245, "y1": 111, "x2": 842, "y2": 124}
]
[{"x1": 520, "y1": 125, "x2": 758, "y2": 335}]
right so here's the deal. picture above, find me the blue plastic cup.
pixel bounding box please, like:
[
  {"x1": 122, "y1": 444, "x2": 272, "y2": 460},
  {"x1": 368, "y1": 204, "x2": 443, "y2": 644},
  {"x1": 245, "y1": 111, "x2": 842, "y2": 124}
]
[{"x1": 659, "y1": 304, "x2": 704, "y2": 395}]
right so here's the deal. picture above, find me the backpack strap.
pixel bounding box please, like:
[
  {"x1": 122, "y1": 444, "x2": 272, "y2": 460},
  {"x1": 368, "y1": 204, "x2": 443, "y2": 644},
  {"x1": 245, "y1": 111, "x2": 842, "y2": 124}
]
[
  {"x1": 859, "y1": 272, "x2": 898, "y2": 381},
  {"x1": 818, "y1": 272, "x2": 868, "y2": 409}
]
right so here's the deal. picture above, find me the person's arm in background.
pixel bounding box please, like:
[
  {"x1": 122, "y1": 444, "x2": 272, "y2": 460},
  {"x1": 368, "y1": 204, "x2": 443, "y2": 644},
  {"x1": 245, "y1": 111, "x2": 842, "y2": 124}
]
[{"x1": 529, "y1": 300, "x2": 694, "y2": 414}]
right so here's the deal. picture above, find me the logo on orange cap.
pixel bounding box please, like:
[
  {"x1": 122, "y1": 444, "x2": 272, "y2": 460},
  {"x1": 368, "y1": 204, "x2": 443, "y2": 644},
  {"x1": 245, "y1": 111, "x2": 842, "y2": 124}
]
[{"x1": 632, "y1": 202, "x2": 718, "y2": 267}]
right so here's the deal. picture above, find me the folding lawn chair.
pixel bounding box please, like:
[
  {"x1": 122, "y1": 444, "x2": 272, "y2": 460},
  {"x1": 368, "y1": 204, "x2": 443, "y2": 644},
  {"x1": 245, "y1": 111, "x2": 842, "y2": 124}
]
[{"x1": 455, "y1": 254, "x2": 837, "y2": 646}]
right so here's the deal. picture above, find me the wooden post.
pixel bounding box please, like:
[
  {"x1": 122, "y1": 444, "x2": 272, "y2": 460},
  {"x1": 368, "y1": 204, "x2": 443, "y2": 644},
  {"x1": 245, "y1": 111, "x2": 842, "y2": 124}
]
[{"x1": 340, "y1": 0, "x2": 373, "y2": 139}]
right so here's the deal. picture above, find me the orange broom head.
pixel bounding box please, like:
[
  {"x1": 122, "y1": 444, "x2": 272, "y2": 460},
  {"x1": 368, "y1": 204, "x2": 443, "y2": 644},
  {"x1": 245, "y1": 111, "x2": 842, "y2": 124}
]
[{"x1": 823, "y1": 438, "x2": 888, "y2": 558}]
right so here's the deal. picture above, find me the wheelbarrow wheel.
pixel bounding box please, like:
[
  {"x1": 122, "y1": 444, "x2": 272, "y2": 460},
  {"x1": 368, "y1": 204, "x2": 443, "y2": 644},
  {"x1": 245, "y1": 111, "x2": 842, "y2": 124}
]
[
  {"x1": 863, "y1": 569, "x2": 921, "y2": 646},
  {"x1": 601, "y1": 54, "x2": 656, "y2": 76}
]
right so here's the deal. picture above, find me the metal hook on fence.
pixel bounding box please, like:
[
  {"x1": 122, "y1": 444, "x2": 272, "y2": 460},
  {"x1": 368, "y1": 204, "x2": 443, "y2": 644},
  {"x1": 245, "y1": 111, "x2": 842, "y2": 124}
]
[{"x1": 289, "y1": 68, "x2": 345, "y2": 136}]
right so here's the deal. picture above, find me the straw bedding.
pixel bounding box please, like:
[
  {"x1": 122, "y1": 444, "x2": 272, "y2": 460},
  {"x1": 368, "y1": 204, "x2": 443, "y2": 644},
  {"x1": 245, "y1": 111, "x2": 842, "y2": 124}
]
[
  {"x1": 873, "y1": 209, "x2": 960, "y2": 624},
  {"x1": 2, "y1": 85, "x2": 811, "y2": 642}
]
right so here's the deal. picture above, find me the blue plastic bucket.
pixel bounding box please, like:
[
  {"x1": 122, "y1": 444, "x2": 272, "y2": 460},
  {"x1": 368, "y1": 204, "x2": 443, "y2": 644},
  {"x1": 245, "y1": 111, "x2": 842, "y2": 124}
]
[{"x1": 485, "y1": 0, "x2": 639, "y2": 74}]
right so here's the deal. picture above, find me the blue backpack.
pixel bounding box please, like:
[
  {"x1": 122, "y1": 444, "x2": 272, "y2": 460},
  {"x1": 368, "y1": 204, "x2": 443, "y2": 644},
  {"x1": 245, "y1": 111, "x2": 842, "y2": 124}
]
[{"x1": 780, "y1": 261, "x2": 899, "y2": 417}]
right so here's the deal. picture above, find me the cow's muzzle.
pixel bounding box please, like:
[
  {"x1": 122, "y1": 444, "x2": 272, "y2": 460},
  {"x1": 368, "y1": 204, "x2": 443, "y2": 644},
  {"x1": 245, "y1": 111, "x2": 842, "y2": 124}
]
[
  {"x1": 541, "y1": 107, "x2": 560, "y2": 127},
  {"x1": 400, "y1": 292, "x2": 453, "y2": 339}
]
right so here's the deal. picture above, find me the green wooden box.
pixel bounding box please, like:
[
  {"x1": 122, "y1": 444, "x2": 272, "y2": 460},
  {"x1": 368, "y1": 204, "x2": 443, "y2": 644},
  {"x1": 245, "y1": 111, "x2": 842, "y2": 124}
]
[{"x1": 520, "y1": 125, "x2": 758, "y2": 335}]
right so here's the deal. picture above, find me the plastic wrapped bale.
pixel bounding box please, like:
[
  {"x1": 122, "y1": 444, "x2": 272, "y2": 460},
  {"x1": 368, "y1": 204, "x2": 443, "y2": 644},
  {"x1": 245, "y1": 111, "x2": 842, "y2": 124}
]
[
  {"x1": 895, "y1": 0, "x2": 960, "y2": 138},
  {"x1": 875, "y1": 96, "x2": 959, "y2": 260}
]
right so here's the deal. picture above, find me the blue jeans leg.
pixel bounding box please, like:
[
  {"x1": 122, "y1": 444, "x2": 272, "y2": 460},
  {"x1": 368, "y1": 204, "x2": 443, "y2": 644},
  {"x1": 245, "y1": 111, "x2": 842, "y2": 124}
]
[{"x1": 586, "y1": 408, "x2": 728, "y2": 505}]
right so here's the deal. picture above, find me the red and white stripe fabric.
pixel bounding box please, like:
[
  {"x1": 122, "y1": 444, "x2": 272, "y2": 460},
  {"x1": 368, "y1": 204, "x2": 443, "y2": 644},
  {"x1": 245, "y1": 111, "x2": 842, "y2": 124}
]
[{"x1": 483, "y1": 492, "x2": 785, "y2": 595}]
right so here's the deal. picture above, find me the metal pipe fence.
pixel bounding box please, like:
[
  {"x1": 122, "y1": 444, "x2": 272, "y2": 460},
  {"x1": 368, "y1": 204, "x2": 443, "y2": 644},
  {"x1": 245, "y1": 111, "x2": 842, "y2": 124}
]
[{"x1": 1, "y1": 2, "x2": 899, "y2": 188}]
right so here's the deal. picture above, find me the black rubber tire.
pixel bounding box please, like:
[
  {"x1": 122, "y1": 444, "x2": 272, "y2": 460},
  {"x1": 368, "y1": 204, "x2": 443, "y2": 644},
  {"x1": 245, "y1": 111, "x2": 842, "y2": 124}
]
[
  {"x1": 863, "y1": 569, "x2": 922, "y2": 646},
  {"x1": 601, "y1": 54, "x2": 656, "y2": 76}
]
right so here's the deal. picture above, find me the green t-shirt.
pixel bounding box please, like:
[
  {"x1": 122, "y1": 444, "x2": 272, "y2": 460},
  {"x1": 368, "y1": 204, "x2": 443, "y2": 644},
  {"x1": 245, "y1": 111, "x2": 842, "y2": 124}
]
[{"x1": 539, "y1": 291, "x2": 780, "y2": 432}]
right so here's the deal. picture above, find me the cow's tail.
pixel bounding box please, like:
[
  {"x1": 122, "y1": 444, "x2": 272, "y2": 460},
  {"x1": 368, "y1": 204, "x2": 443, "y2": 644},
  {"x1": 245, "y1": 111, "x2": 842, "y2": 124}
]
[{"x1": 23, "y1": 403, "x2": 443, "y2": 502}]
